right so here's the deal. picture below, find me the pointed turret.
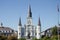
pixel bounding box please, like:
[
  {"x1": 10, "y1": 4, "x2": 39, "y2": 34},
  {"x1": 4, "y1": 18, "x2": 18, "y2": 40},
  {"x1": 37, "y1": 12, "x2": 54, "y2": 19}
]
[
  {"x1": 18, "y1": 17, "x2": 22, "y2": 39},
  {"x1": 19, "y1": 17, "x2": 22, "y2": 26},
  {"x1": 38, "y1": 17, "x2": 41, "y2": 26},
  {"x1": 28, "y1": 5, "x2": 32, "y2": 17},
  {"x1": 36, "y1": 17, "x2": 41, "y2": 39}
]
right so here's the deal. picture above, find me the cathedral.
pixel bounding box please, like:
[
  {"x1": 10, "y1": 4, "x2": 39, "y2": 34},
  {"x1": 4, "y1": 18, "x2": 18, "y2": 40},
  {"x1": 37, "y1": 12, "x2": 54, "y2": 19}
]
[{"x1": 18, "y1": 5, "x2": 41, "y2": 39}]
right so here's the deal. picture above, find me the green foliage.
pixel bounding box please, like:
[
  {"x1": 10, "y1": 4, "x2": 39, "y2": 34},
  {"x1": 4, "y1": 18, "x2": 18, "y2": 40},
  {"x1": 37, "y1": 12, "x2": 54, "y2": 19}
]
[
  {"x1": 40, "y1": 35, "x2": 60, "y2": 40},
  {"x1": 52, "y1": 26, "x2": 57, "y2": 35},
  {"x1": 51, "y1": 35, "x2": 58, "y2": 40},
  {"x1": 18, "y1": 38, "x2": 26, "y2": 40},
  {"x1": 41, "y1": 36, "x2": 51, "y2": 40},
  {"x1": 8, "y1": 36, "x2": 18, "y2": 40},
  {"x1": 32, "y1": 37, "x2": 40, "y2": 40},
  {"x1": 0, "y1": 36, "x2": 18, "y2": 40},
  {"x1": 32, "y1": 37, "x2": 37, "y2": 40},
  {"x1": 0, "y1": 36, "x2": 7, "y2": 40}
]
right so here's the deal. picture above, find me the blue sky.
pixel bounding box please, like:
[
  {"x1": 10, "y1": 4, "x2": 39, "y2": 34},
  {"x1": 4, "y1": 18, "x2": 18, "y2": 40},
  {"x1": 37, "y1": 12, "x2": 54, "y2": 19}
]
[{"x1": 0, "y1": 0, "x2": 60, "y2": 31}]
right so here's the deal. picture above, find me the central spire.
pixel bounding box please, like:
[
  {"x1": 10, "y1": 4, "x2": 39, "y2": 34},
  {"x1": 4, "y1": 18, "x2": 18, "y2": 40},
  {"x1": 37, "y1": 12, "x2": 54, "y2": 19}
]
[
  {"x1": 28, "y1": 4, "x2": 32, "y2": 17},
  {"x1": 19, "y1": 17, "x2": 22, "y2": 26}
]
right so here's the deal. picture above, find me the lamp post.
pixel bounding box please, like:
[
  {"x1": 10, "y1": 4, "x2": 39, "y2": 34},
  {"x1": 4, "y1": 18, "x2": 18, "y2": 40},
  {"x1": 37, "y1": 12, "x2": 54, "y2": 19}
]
[{"x1": 57, "y1": 3, "x2": 60, "y2": 40}]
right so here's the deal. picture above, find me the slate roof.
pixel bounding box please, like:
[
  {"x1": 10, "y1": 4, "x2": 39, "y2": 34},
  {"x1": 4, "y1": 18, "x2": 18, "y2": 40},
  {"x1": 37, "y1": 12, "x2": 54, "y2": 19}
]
[{"x1": 0, "y1": 26, "x2": 14, "y2": 31}]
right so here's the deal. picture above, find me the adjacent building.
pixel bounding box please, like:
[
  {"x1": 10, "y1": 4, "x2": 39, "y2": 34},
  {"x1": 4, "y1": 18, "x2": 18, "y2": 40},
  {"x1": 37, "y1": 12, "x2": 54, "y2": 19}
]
[
  {"x1": 45, "y1": 26, "x2": 60, "y2": 37},
  {"x1": 0, "y1": 23, "x2": 16, "y2": 37},
  {"x1": 41, "y1": 26, "x2": 60, "y2": 37}
]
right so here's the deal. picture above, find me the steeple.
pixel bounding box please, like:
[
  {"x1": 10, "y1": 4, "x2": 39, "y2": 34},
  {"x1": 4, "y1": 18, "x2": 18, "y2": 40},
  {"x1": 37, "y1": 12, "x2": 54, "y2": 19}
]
[
  {"x1": 19, "y1": 17, "x2": 22, "y2": 26},
  {"x1": 28, "y1": 4, "x2": 32, "y2": 17},
  {"x1": 38, "y1": 17, "x2": 41, "y2": 26}
]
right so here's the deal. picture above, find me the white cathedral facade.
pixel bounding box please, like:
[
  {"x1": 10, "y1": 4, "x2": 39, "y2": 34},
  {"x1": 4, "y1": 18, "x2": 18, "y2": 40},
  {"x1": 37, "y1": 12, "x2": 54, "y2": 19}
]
[{"x1": 18, "y1": 5, "x2": 41, "y2": 39}]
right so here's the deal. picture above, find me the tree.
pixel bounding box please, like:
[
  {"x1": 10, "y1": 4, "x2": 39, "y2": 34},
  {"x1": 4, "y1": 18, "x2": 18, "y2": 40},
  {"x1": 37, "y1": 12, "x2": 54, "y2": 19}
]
[
  {"x1": 43, "y1": 36, "x2": 51, "y2": 40},
  {"x1": 52, "y1": 26, "x2": 57, "y2": 35},
  {"x1": 0, "y1": 36, "x2": 7, "y2": 40},
  {"x1": 51, "y1": 35, "x2": 58, "y2": 40},
  {"x1": 18, "y1": 38, "x2": 26, "y2": 40},
  {"x1": 7, "y1": 36, "x2": 18, "y2": 40}
]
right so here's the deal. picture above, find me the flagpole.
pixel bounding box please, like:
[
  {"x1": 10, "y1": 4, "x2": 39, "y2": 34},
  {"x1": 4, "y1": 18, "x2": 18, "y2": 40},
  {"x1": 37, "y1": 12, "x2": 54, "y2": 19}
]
[{"x1": 57, "y1": 4, "x2": 59, "y2": 40}]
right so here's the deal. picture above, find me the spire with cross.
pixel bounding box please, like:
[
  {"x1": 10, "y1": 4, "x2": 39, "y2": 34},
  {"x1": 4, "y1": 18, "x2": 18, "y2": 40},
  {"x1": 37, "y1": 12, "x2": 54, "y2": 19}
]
[{"x1": 28, "y1": 4, "x2": 32, "y2": 18}]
